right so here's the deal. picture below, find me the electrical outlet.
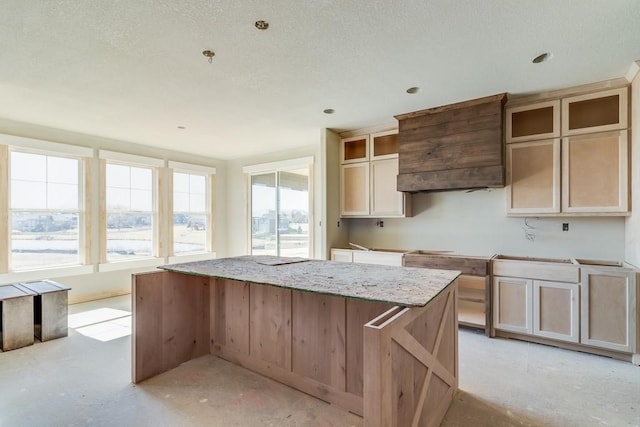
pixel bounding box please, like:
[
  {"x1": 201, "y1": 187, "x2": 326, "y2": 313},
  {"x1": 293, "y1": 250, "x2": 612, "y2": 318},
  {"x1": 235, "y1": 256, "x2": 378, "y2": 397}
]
[{"x1": 562, "y1": 223, "x2": 569, "y2": 231}]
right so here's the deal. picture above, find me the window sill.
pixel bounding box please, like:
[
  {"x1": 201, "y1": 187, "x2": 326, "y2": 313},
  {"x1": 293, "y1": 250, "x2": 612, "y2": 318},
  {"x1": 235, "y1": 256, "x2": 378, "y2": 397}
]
[
  {"x1": 168, "y1": 252, "x2": 216, "y2": 265},
  {"x1": 98, "y1": 257, "x2": 165, "y2": 273},
  {"x1": 0, "y1": 265, "x2": 95, "y2": 283}
]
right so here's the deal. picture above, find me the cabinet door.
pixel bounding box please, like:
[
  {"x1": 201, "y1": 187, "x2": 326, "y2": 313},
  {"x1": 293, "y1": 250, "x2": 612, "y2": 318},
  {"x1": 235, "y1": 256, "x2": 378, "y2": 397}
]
[
  {"x1": 581, "y1": 268, "x2": 636, "y2": 352},
  {"x1": 533, "y1": 280, "x2": 579, "y2": 343},
  {"x1": 330, "y1": 249, "x2": 353, "y2": 263},
  {"x1": 370, "y1": 130, "x2": 398, "y2": 160},
  {"x1": 506, "y1": 100, "x2": 560, "y2": 143},
  {"x1": 492, "y1": 277, "x2": 532, "y2": 334},
  {"x1": 507, "y1": 139, "x2": 560, "y2": 214},
  {"x1": 562, "y1": 130, "x2": 628, "y2": 213},
  {"x1": 341, "y1": 135, "x2": 369, "y2": 164},
  {"x1": 562, "y1": 87, "x2": 628, "y2": 136},
  {"x1": 340, "y1": 163, "x2": 369, "y2": 217},
  {"x1": 370, "y1": 158, "x2": 405, "y2": 217}
]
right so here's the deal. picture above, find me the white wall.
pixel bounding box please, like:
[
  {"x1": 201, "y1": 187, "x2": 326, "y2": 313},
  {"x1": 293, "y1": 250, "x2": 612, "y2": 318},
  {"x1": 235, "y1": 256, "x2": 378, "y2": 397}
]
[
  {"x1": 625, "y1": 61, "x2": 640, "y2": 266},
  {"x1": 0, "y1": 118, "x2": 226, "y2": 303},
  {"x1": 224, "y1": 143, "x2": 322, "y2": 258},
  {"x1": 348, "y1": 188, "x2": 626, "y2": 260}
]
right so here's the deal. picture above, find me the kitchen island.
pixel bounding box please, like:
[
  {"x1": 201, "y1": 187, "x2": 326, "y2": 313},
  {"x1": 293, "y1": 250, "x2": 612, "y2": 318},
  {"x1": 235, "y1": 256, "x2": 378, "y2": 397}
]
[{"x1": 132, "y1": 256, "x2": 460, "y2": 426}]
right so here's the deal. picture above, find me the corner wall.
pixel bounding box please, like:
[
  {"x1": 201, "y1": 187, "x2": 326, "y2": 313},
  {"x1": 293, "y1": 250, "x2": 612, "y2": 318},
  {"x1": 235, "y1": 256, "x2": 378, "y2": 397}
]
[{"x1": 625, "y1": 61, "x2": 640, "y2": 266}]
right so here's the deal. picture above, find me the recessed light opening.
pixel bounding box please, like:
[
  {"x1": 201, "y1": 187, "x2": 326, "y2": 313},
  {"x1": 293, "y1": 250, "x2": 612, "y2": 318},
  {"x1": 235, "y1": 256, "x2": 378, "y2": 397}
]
[
  {"x1": 532, "y1": 52, "x2": 552, "y2": 64},
  {"x1": 323, "y1": 109, "x2": 335, "y2": 114},
  {"x1": 255, "y1": 20, "x2": 269, "y2": 30},
  {"x1": 406, "y1": 87, "x2": 420, "y2": 94}
]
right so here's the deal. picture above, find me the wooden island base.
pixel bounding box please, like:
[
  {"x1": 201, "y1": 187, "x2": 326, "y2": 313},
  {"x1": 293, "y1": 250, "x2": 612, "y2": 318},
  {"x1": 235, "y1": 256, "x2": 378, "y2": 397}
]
[{"x1": 133, "y1": 265, "x2": 458, "y2": 426}]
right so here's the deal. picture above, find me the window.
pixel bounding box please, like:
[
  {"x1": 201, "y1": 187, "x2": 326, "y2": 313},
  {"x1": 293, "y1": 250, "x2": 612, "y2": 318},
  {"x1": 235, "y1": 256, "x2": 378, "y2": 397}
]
[
  {"x1": 9, "y1": 151, "x2": 82, "y2": 270},
  {"x1": 105, "y1": 162, "x2": 155, "y2": 261},
  {"x1": 245, "y1": 158, "x2": 312, "y2": 258}
]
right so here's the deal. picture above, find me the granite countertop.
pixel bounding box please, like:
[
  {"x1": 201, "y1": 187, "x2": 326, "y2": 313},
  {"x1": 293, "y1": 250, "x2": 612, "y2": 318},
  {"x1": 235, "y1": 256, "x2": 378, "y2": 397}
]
[{"x1": 161, "y1": 255, "x2": 460, "y2": 307}]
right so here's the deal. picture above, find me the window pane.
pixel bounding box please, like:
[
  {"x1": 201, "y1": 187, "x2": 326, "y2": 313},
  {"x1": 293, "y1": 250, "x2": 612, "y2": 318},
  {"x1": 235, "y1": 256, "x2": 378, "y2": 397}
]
[
  {"x1": 11, "y1": 211, "x2": 79, "y2": 270},
  {"x1": 173, "y1": 213, "x2": 206, "y2": 254},
  {"x1": 190, "y1": 174, "x2": 206, "y2": 194},
  {"x1": 131, "y1": 167, "x2": 152, "y2": 190},
  {"x1": 47, "y1": 183, "x2": 78, "y2": 210},
  {"x1": 130, "y1": 189, "x2": 152, "y2": 212},
  {"x1": 173, "y1": 172, "x2": 189, "y2": 193},
  {"x1": 278, "y1": 170, "x2": 309, "y2": 258},
  {"x1": 107, "y1": 188, "x2": 131, "y2": 211},
  {"x1": 190, "y1": 194, "x2": 205, "y2": 213},
  {"x1": 174, "y1": 192, "x2": 189, "y2": 212},
  {"x1": 11, "y1": 152, "x2": 46, "y2": 181},
  {"x1": 106, "y1": 164, "x2": 130, "y2": 188},
  {"x1": 251, "y1": 173, "x2": 276, "y2": 256},
  {"x1": 106, "y1": 213, "x2": 153, "y2": 261},
  {"x1": 11, "y1": 181, "x2": 47, "y2": 209},
  {"x1": 47, "y1": 157, "x2": 78, "y2": 184}
]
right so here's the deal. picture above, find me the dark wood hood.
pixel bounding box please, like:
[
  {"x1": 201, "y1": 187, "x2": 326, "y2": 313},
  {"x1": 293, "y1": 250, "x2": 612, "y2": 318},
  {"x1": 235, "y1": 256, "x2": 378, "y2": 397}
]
[{"x1": 395, "y1": 93, "x2": 507, "y2": 192}]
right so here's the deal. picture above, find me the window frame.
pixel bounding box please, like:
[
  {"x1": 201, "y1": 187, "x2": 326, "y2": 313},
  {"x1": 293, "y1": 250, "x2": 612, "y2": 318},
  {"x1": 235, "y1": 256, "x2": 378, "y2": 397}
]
[
  {"x1": 0, "y1": 135, "x2": 93, "y2": 279},
  {"x1": 168, "y1": 161, "x2": 216, "y2": 263},
  {"x1": 243, "y1": 156, "x2": 314, "y2": 258},
  {"x1": 98, "y1": 150, "x2": 163, "y2": 271}
]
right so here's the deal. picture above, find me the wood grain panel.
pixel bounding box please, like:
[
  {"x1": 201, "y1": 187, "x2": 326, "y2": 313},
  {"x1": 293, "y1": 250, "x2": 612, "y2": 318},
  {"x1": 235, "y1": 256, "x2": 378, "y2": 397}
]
[
  {"x1": 396, "y1": 93, "x2": 506, "y2": 192},
  {"x1": 403, "y1": 254, "x2": 489, "y2": 275},
  {"x1": 292, "y1": 290, "x2": 346, "y2": 390},
  {"x1": 345, "y1": 299, "x2": 393, "y2": 396},
  {"x1": 133, "y1": 271, "x2": 165, "y2": 383},
  {"x1": 211, "y1": 279, "x2": 250, "y2": 355},
  {"x1": 397, "y1": 165, "x2": 504, "y2": 192},
  {"x1": 250, "y1": 284, "x2": 292, "y2": 370}
]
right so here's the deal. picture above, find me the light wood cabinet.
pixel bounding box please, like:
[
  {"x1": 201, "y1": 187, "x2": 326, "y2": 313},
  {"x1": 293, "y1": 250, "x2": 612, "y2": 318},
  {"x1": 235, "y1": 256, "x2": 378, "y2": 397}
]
[
  {"x1": 340, "y1": 130, "x2": 410, "y2": 218},
  {"x1": 506, "y1": 86, "x2": 629, "y2": 216},
  {"x1": 492, "y1": 276, "x2": 532, "y2": 335},
  {"x1": 330, "y1": 249, "x2": 353, "y2": 263},
  {"x1": 562, "y1": 87, "x2": 628, "y2": 136},
  {"x1": 580, "y1": 266, "x2": 637, "y2": 353},
  {"x1": 506, "y1": 100, "x2": 560, "y2": 143},
  {"x1": 330, "y1": 248, "x2": 404, "y2": 266},
  {"x1": 533, "y1": 280, "x2": 579, "y2": 343},
  {"x1": 562, "y1": 130, "x2": 628, "y2": 213},
  {"x1": 340, "y1": 162, "x2": 369, "y2": 216},
  {"x1": 506, "y1": 139, "x2": 560, "y2": 214}
]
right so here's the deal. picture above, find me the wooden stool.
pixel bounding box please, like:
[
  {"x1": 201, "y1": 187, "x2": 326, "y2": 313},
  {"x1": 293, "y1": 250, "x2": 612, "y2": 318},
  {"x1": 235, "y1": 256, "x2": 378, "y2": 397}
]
[
  {"x1": 0, "y1": 284, "x2": 35, "y2": 351},
  {"x1": 16, "y1": 280, "x2": 71, "y2": 342}
]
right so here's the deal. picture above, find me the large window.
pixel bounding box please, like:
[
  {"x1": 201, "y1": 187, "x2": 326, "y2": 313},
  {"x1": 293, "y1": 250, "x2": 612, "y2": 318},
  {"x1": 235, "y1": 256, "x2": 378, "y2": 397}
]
[
  {"x1": 172, "y1": 171, "x2": 207, "y2": 254},
  {"x1": 9, "y1": 151, "x2": 81, "y2": 270},
  {"x1": 246, "y1": 159, "x2": 312, "y2": 258},
  {"x1": 105, "y1": 162, "x2": 155, "y2": 261}
]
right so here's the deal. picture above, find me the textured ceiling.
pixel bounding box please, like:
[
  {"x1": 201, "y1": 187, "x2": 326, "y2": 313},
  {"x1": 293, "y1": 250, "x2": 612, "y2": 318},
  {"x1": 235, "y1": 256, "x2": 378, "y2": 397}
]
[{"x1": 1, "y1": 1, "x2": 639, "y2": 160}]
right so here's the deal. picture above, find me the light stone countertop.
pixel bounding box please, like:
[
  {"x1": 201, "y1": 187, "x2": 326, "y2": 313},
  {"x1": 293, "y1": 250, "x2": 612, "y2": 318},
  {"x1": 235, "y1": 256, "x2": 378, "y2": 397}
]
[{"x1": 161, "y1": 255, "x2": 460, "y2": 307}]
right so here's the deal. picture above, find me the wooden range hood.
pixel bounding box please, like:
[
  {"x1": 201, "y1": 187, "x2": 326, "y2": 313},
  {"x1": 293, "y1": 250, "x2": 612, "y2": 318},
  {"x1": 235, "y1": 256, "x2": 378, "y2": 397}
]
[{"x1": 395, "y1": 93, "x2": 507, "y2": 192}]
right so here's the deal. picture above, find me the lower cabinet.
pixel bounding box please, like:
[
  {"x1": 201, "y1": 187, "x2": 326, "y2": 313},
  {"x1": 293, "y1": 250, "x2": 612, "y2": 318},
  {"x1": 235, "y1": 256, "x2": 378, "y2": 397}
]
[
  {"x1": 533, "y1": 280, "x2": 580, "y2": 343},
  {"x1": 492, "y1": 276, "x2": 532, "y2": 335},
  {"x1": 580, "y1": 266, "x2": 637, "y2": 353}
]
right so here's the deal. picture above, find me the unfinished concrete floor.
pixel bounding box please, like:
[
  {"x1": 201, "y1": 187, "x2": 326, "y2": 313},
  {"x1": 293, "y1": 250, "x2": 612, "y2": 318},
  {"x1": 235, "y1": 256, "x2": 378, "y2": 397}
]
[{"x1": 1, "y1": 295, "x2": 638, "y2": 426}]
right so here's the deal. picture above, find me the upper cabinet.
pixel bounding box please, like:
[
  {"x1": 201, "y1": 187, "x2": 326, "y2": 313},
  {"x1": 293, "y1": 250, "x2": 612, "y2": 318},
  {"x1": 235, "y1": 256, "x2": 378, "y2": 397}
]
[
  {"x1": 506, "y1": 100, "x2": 560, "y2": 143},
  {"x1": 562, "y1": 87, "x2": 628, "y2": 136},
  {"x1": 506, "y1": 85, "x2": 630, "y2": 216},
  {"x1": 340, "y1": 129, "x2": 411, "y2": 218}
]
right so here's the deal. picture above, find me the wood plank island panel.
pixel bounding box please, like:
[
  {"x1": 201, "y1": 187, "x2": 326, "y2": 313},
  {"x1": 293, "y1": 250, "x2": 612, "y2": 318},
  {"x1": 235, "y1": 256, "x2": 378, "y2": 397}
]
[{"x1": 133, "y1": 256, "x2": 460, "y2": 426}]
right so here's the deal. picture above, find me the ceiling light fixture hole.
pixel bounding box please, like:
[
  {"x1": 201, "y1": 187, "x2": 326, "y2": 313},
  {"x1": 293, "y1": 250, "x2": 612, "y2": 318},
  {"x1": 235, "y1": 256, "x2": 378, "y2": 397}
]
[
  {"x1": 255, "y1": 20, "x2": 269, "y2": 30},
  {"x1": 202, "y1": 50, "x2": 215, "y2": 63},
  {"x1": 406, "y1": 86, "x2": 420, "y2": 94},
  {"x1": 532, "y1": 52, "x2": 552, "y2": 64},
  {"x1": 177, "y1": 126, "x2": 186, "y2": 130},
  {"x1": 323, "y1": 108, "x2": 335, "y2": 114}
]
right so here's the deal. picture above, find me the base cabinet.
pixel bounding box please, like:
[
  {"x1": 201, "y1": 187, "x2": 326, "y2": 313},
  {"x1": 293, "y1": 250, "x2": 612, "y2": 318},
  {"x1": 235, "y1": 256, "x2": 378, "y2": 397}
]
[
  {"x1": 492, "y1": 276, "x2": 532, "y2": 335},
  {"x1": 533, "y1": 280, "x2": 580, "y2": 343},
  {"x1": 581, "y1": 267, "x2": 637, "y2": 353}
]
